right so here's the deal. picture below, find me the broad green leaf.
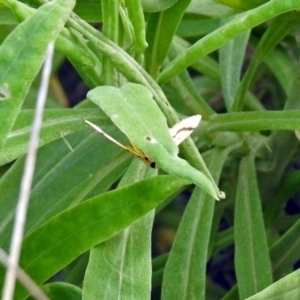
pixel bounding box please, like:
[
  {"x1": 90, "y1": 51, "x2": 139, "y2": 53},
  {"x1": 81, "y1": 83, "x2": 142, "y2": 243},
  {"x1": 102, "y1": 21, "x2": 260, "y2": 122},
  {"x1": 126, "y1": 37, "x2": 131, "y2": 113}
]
[
  {"x1": 235, "y1": 153, "x2": 272, "y2": 299},
  {"x1": 83, "y1": 160, "x2": 157, "y2": 299},
  {"x1": 0, "y1": 108, "x2": 105, "y2": 166},
  {"x1": 1, "y1": 176, "x2": 189, "y2": 299},
  {"x1": 0, "y1": 0, "x2": 75, "y2": 149},
  {"x1": 246, "y1": 269, "x2": 300, "y2": 300},
  {"x1": 87, "y1": 83, "x2": 177, "y2": 155},
  {"x1": 87, "y1": 82, "x2": 221, "y2": 199}
]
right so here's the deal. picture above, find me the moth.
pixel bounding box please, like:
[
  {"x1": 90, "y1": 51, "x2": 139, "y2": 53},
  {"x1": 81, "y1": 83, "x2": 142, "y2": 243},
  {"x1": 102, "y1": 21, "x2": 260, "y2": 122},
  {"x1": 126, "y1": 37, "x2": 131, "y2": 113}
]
[{"x1": 85, "y1": 115, "x2": 201, "y2": 169}]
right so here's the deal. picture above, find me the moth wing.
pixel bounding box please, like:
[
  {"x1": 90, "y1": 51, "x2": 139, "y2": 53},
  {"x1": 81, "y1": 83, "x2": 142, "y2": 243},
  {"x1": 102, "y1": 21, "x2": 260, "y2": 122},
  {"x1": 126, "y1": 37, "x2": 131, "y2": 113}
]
[
  {"x1": 85, "y1": 120, "x2": 129, "y2": 151},
  {"x1": 169, "y1": 115, "x2": 201, "y2": 145}
]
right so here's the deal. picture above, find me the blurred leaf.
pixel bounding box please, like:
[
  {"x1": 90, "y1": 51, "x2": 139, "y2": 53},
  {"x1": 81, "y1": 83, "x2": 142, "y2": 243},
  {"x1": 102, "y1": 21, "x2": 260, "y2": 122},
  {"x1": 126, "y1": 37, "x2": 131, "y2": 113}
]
[
  {"x1": 270, "y1": 216, "x2": 300, "y2": 280},
  {"x1": 74, "y1": 0, "x2": 102, "y2": 22},
  {"x1": 232, "y1": 12, "x2": 299, "y2": 111},
  {"x1": 246, "y1": 269, "x2": 300, "y2": 300},
  {"x1": 186, "y1": 0, "x2": 237, "y2": 18},
  {"x1": 142, "y1": 0, "x2": 178, "y2": 12},
  {"x1": 28, "y1": 282, "x2": 82, "y2": 300},
  {"x1": 215, "y1": 0, "x2": 267, "y2": 10}
]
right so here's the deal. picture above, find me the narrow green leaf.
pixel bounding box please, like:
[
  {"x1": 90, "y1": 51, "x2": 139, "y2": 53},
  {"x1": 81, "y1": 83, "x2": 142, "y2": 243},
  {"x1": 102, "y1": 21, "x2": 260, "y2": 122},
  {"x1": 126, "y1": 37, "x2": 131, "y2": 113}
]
[
  {"x1": 232, "y1": 12, "x2": 299, "y2": 111},
  {"x1": 126, "y1": 0, "x2": 148, "y2": 61},
  {"x1": 0, "y1": 0, "x2": 75, "y2": 149},
  {"x1": 83, "y1": 160, "x2": 157, "y2": 299},
  {"x1": 145, "y1": 0, "x2": 191, "y2": 78},
  {"x1": 162, "y1": 147, "x2": 233, "y2": 300},
  {"x1": 158, "y1": 1, "x2": 300, "y2": 85},
  {"x1": 215, "y1": 0, "x2": 267, "y2": 10},
  {"x1": 246, "y1": 269, "x2": 300, "y2": 300},
  {"x1": 219, "y1": 24, "x2": 250, "y2": 111},
  {"x1": 235, "y1": 153, "x2": 272, "y2": 299},
  {"x1": 265, "y1": 170, "x2": 300, "y2": 226},
  {"x1": 209, "y1": 111, "x2": 300, "y2": 132},
  {"x1": 270, "y1": 217, "x2": 300, "y2": 280},
  {"x1": 0, "y1": 127, "x2": 128, "y2": 251},
  {"x1": 28, "y1": 282, "x2": 82, "y2": 300},
  {"x1": 0, "y1": 108, "x2": 105, "y2": 166},
  {"x1": 141, "y1": 0, "x2": 178, "y2": 12}
]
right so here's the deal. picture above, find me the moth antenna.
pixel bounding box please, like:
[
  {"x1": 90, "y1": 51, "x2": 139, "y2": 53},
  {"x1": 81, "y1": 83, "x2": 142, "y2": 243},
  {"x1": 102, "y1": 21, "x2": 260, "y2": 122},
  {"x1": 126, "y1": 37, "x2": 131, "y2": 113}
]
[{"x1": 85, "y1": 120, "x2": 129, "y2": 151}]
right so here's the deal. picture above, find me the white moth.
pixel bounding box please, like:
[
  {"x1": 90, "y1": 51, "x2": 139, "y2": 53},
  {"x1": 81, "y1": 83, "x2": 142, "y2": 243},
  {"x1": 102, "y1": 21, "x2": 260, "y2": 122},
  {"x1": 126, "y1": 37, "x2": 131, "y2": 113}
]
[
  {"x1": 169, "y1": 115, "x2": 201, "y2": 145},
  {"x1": 85, "y1": 115, "x2": 201, "y2": 168}
]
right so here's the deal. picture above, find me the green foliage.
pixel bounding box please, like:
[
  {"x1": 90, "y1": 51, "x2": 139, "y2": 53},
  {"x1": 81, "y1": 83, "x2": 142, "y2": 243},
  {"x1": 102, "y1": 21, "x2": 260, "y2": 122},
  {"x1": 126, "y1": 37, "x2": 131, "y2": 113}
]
[{"x1": 1, "y1": 0, "x2": 300, "y2": 299}]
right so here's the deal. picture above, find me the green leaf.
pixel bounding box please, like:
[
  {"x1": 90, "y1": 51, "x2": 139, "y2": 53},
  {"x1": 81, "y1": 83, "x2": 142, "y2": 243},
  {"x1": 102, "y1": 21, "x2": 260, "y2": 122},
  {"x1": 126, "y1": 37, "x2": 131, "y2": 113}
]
[
  {"x1": 162, "y1": 147, "x2": 233, "y2": 300},
  {"x1": 246, "y1": 269, "x2": 300, "y2": 300},
  {"x1": 185, "y1": 0, "x2": 237, "y2": 18},
  {"x1": 87, "y1": 82, "x2": 221, "y2": 199},
  {"x1": 209, "y1": 111, "x2": 300, "y2": 132},
  {"x1": 28, "y1": 282, "x2": 82, "y2": 300},
  {"x1": 0, "y1": 108, "x2": 106, "y2": 166},
  {"x1": 0, "y1": 127, "x2": 129, "y2": 251},
  {"x1": 83, "y1": 160, "x2": 157, "y2": 299},
  {"x1": 145, "y1": 0, "x2": 191, "y2": 78},
  {"x1": 0, "y1": 0, "x2": 75, "y2": 149},
  {"x1": 74, "y1": 0, "x2": 102, "y2": 22},
  {"x1": 270, "y1": 216, "x2": 300, "y2": 280},
  {"x1": 215, "y1": 0, "x2": 267, "y2": 10},
  {"x1": 232, "y1": 12, "x2": 299, "y2": 111},
  {"x1": 158, "y1": 1, "x2": 300, "y2": 85},
  {"x1": 2, "y1": 175, "x2": 188, "y2": 299},
  {"x1": 235, "y1": 153, "x2": 272, "y2": 299},
  {"x1": 87, "y1": 83, "x2": 177, "y2": 154},
  {"x1": 141, "y1": 0, "x2": 178, "y2": 12},
  {"x1": 219, "y1": 24, "x2": 250, "y2": 111}
]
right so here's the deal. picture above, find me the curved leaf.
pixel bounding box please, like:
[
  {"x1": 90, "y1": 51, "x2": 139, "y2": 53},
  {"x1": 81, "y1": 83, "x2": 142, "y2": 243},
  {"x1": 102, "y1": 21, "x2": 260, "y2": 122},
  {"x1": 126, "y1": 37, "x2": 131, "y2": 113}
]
[{"x1": 4, "y1": 175, "x2": 188, "y2": 299}]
